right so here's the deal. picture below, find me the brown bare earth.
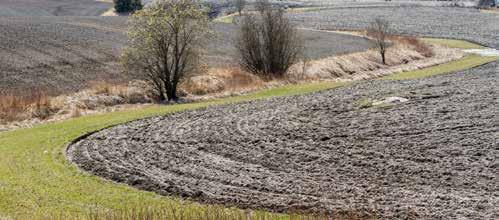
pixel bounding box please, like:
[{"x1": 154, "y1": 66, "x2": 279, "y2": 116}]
[
  {"x1": 0, "y1": 17, "x2": 128, "y2": 95},
  {"x1": 0, "y1": 0, "x2": 112, "y2": 16},
  {"x1": 68, "y1": 61, "x2": 498, "y2": 219}
]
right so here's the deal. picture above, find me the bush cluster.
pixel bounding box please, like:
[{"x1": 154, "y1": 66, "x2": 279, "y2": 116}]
[
  {"x1": 114, "y1": 0, "x2": 142, "y2": 13},
  {"x1": 236, "y1": 1, "x2": 303, "y2": 78}
]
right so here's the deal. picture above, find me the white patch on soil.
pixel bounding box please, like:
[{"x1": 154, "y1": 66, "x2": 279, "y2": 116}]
[
  {"x1": 463, "y1": 48, "x2": 499, "y2": 57},
  {"x1": 372, "y1": 97, "x2": 409, "y2": 106}
]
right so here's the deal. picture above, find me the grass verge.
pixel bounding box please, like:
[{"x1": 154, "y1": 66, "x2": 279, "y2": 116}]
[
  {"x1": 381, "y1": 54, "x2": 498, "y2": 80},
  {"x1": 421, "y1": 38, "x2": 485, "y2": 49},
  {"x1": 0, "y1": 37, "x2": 495, "y2": 219},
  {"x1": 0, "y1": 81, "x2": 346, "y2": 219}
]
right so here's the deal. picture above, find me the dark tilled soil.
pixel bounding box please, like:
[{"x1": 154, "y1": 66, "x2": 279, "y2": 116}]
[
  {"x1": 290, "y1": 6, "x2": 499, "y2": 49},
  {"x1": 69, "y1": 61, "x2": 498, "y2": 219},
  {"x1": 0, "y1": 0, "x2": 112, "y2": 16},
  {"x1": 0, "y1": 16, "x2": 128, "y2": 94},
  {"x1": 205, "y1": 23, "x2": 372, "y2": 67}
]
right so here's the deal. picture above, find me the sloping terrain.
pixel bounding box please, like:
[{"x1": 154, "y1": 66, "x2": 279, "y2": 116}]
[
  {"x1": 69, "y1": 61, "x2": 498, "y2": 219},
  {"x1": 0, "y1": 0, "x2": 112, "y2": 16},
  {"x1": 0, "y1": 17, "x2": 371, "y2": 95},
  {"x1": 0, "y1": 16, "x2": 127, "y2": 94},
  {"x1": 68, "y1": 6, "x2": 499, "y2": 219},
  {"x1": 290, "y1": 6, "x2": 499, "y2": 48}
]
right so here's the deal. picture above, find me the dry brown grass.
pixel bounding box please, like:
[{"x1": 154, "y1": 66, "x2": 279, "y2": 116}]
[
  {"x1": 87, "y1": 81, "x2": 153, "y2": 105},
  {"x1": 0, "y1": 89, "x2": 55, "y2": 122},
  {"x1": 91, "y1": 81, "x2": 115, "y2": 95},
  {"x1": 212, "y1": 68, "x2": 264, "y2": 90},
  {"x1": 287, "y1": 34, "x2": 463, "y2": 81},
  {"x1": 361, "y1": 29, "x2": 434, "y2": 59},
  {"x1": 42, "y1": 204, "x2": 383, "y2": 220},
  {"x1": 181, "y1": 68, "x2": 264, "y2": 96},
  {"x1": 0, "y1": 81, "x2": 153, "y2": 128},
  {"x1": 391, "y1": 36, "x2": 434, "y2": 58}
]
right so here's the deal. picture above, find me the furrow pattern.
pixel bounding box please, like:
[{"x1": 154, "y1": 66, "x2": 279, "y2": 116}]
[{"x1": 69, "y1": 61, "x2": 498, "y2": 219}]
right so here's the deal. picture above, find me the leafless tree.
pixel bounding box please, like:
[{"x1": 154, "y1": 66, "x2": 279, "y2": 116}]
[
  {"x1": 236, "y1": 4, "x2": 302, "y2": 78},
  {"x1": 121, "y1": 0, "x2": 208, "y2": 101},
  {"x1": 234, "y1": 0, "x2": 246, "y2": 15},
  {"x1": 368, "y1": 18, "x2": 391, "y2": 65}
]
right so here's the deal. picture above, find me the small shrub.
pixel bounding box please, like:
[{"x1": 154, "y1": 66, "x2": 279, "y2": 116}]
[{"x1": 114, "y1": 0, "x2": 142, "y2": 13}]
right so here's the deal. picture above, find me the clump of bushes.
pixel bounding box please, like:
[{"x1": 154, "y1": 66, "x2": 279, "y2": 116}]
[
  {"x1": 236, "y1": 0, "x2": 303, "y2": 78},
  {"x1": 114, "y1": 0, "x2": 143, "y2": 13}
]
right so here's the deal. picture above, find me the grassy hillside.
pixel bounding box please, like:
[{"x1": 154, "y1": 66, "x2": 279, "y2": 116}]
[{"x1": 0, "y1": 38, "x2": 495, "y2": 219}]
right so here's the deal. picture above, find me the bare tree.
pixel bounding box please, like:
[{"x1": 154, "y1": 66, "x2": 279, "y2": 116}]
[
  {"x1": 234, "y1": 0, "x2": 246, "y2": 15},
  {"x1": 236, "y1": 4, "x2": 302, "y2": 78},
  {"x1": 121, "y1": 0, "x2": 209, "y2": 101},
  {"x1": 367, "y1": 18, "x2": 391, "y2": 65}
]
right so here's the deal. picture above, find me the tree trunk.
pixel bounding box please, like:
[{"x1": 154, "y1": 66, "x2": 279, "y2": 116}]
[
  {"x1": 381, "y1": 51, "x2": 386, "y2": 65},
  {"x1": 158, "y1": 92, "x2": 166, "y2": 102},
  {"x1": 166, "y1": 86, "x2": 177, "y2": 102}
]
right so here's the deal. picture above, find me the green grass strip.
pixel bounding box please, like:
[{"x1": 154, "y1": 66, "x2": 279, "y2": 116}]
[
  {"x1": 382, "y1": 54, "x2": 498, "y2": 80},
  {"x1": 0, "y1": 81, "x2": 345, "y2": 219},
  {"x1": 421, "y1": 38, "x2": 486, "y2": 49}
]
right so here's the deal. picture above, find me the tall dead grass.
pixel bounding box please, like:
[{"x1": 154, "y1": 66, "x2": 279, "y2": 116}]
[
  {"x1": 288, "y1": 34, "x2": 442, "y2": 80},
  {"x1": 0, "y1": 89, "x2": 55, "y2": 122},
  {"x1": 41, "y1": 204, "x2": 382, "y2": 220},
  {"x1": 0, "y1": 81, "x2": 153, "y2": 126},
  {"x1": 390, "y1": 36, "x2": 434, "y2": 58},
  {"x1": 181, "y1": 68, "x2": 264, "y2": 96}
]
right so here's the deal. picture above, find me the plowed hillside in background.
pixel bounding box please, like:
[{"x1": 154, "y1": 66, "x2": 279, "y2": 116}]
[
  {"x1": 0, "y1": 16, "x2": 371, "y2": 95},
  {"x1": 0, "y1": 17, "x2": 128, "y2": 94},
  {"x1": 0, "y1": 0, "x2": 112, "y2": 16}
]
